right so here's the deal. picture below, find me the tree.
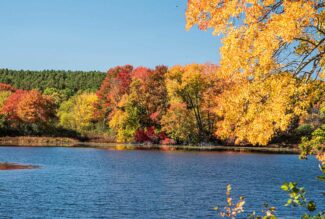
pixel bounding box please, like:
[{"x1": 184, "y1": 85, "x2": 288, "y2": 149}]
[
  {"x1": 0, "y1": 91, "x2": 12, "y2": 132},
  {"x1": 186, "y1": 1, "x2": 325, "y2": 80},
  {"x1": 104, "y1": 65, "x2": 168, "y2": 143},
  {"x1": 57, "y1": 98, "x2": 75, "y2": 131},
  {"x1": 95, "y1": 65, "x2": 133, "y2": 122},
  {"x1": 1, "y1": 90, "x2": 28, "y2": 125},
  {"x1": 43, "y1": 87, "x2": 72, "y2": 105},
  {"x1": 131, "y1": 65, "x2": 168, "y2": 124},
  {"x1": 164, "y1": 64, "x2": 220, "y2": 142},
  {"x1": 186, "y1": 1, "x2": 325, "y2": 145},
  {"x1": 300, "y1": 100, "x2": 325, "y2": 166},
  {"x1": 0, "y1": 91, "x2": 11, "y2": 110},
  {"x1": 161, "y1": 102, "x2": 197, "y2": 143},
  {"x1": 215, "y1": 73, "x2": 310, "y2": 145},
  {"x1": 16, "y1": 90, "x2": 55, "y2": 125},
  {"x1": 108, "y1": 94, "x2": 142, "y2": 142},
  {"x1": 0, "y1": 83, "x2": 15, "y2": 92},
  {"x1": 1, "y1": 89, "x2": 55, "y2": 133},
  {"x1": 0, "y1": 69, "x2": 105, "y2": 92},
  {"x1": 58, "y1": 92, "x2": 98, "y2": 132}
]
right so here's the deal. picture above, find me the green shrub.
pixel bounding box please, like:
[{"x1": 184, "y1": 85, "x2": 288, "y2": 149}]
[{"x1": 295, "y1": 124, "x2": 314, "y2": 137}]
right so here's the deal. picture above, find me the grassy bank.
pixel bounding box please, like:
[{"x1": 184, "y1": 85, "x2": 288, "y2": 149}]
[
  {"x1": 0, "y1": 136, "x2": 79, "y2": 147},
  {"x1": 0, "y1": 136, "x2": 300, "y2": 154}
]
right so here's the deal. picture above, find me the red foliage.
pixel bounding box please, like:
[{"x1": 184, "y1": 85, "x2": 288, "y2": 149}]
[
  {"x1": 157, "y1": 131, "x2": 168, "y2": 141},
  {"x1": 1, "y1": 90, "x2": 27, "y2": 122},
  {"x1": 134, "y1": 126, "x2": 168, "y2": 143},
  {"x1": 145, "y1": 66, "x2": 168, "y2": 123},
  {"x1": 0, "y1": 83, "x2": 15, "y2": 92},
  {"x1": 131, "y1": 67, "x2": 152, "y2": 81},
  {"x1": 145, "y1": 126, "x2": 156, "y2": 140},
  {"x1": 132, "y1": 66, "x2": 168, "y2": 125},
  {"x1": 149, "y1": 112, "x2": 159, "y2": 123},
  {"x1": 95, "y1": 65, "x2": 133, "y2": 120},
  {"x1": 134, "y1": 129, "x2": 151, "y2": 142},
  {"x1": 116, "y1": 71, "x2": 132, "y2": 94}
]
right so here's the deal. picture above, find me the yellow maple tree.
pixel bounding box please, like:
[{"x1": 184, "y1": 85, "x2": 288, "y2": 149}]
[
  {"x1": 186, "y1": 1, "x2": 325, "y2": 146},
  {"x1": 165, "y1": 64, "x2": 220, "y2": 142},
  {"x1": 215, "y1": 73, "x2": 310, "y2": 145},
  {"x1": 58, "y1": 92, "x2": 98, "y2": 132},
  {"x1": 186, "y1": 0, "x2": 325, "y2": 80}
]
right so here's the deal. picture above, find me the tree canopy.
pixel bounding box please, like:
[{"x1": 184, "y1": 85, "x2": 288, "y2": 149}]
[
  {"x1": 186, "y1": 0, "x2": 325, "y2": 80},
  {"x1": 0, "y1": 69, "x2": 105, "y2": 93}
]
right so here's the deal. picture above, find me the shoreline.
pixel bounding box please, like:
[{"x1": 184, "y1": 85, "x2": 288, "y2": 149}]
[{"x1": 0, "y1": 136, "x2": 300, "y2": 154}]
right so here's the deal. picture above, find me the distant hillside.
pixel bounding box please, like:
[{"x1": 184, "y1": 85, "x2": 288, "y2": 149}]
[{"x1": 0, "y1": 68, "x2": 106, "y2": 92}]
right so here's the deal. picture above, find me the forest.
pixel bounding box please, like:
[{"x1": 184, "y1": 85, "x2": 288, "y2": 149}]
[
  {"x1": 0, "y1": 68, "x2": 105, "y2": 92},
  {"x1": 0, "y1": 64, "x2": 324, "y2": 148}
]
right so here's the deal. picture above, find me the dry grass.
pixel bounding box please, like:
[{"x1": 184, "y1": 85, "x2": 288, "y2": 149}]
[{"x1": 0, "y1": 136, "x2": 79, "y2": 147}]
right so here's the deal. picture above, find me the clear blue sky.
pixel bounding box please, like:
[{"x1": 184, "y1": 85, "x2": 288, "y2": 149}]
[{"x1": 0, "y1": 0, "x2": 221, "y2": 71}]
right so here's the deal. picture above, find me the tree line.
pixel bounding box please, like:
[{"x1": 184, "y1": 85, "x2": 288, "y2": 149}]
[
  {"x1": 0, "y1": 64, "x2": 324, "y2": 147},
  {"x1": 0, "y1": 68, "x2": 106, "y2": 92}
]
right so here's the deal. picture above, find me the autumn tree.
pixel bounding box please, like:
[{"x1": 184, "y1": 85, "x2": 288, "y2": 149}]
[
  {"x1": 1, "y1": 90, "x2": 28, "y2": 124},
  {"x1": 186, "y1": 1, "x2": 325, "y2": 80},
  {"x1": 43, "y1": 87, "x2": 73, "y2": 105},
  {"x1": 108, "y1": 94, "x2": 142, "y2": 142},
  {"x1": 95, "y1": 65, "x2": 133, "y2": 122},
  {"x1": 215, "y1": 74, "x2": 309, "y2": 145},
  {"x1": 164, "y1": 64, "x2": 220, "y2": 142},
  {"x1": 16, "y1": 90, "x2": 55, "y2": 124},
  {"x1": 186, "y1": 1, "x2": 325, "y2": 145},
  {"x1": 0, "y1": 83, "x2": 15, "y2": 92},
  {"x1": 131, "y1": 65, "x2": 168, "y2": 124},
  {"x1": 130, "y1": 66, "x2": 168, "y2": 141},
  {"x1": 58, "y1": 92, "x2": 98, "y2": 132},
  {"x1": 0, "y1": 91, "x2": 12, "y2": 109},
  {"x1": 1, "y1": 90, "x2": 56, "y2": 133},
  {"x1": 161, "y1": 102, "x2": 197, "y2": 143},
  {"x1": 108, "y1": 66, "x2": 168, "y2": 143},
  {"x1": 0, "y1": 83, "x2": 16, "y2": 109},
  {"x1": 0, "y1": 91, "x2": 12, "y2": 132}
]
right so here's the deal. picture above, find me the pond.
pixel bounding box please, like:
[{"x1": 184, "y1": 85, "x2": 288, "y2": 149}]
[{"x1": 0, "y1": 147, "x2": 324, "y2": 218}]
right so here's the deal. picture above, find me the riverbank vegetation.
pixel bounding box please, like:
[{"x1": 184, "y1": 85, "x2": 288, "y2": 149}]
[
  {"x1": 0, "y1": 63, "x2": 324, "y2": 147},
  {"x1": 1, "y1": 1, "x2": 325, "y2": 150}
]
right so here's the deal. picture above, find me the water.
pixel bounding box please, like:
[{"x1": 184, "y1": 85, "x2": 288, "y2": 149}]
[{"x1": 0, "y1": 147, "x2": 324, "y2": 219}]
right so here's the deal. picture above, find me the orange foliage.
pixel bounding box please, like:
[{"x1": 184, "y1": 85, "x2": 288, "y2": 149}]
[
  {"x1": 1, "y1": 90, "x2": 28, "y2": 122},
  {"x1": 0, "y1": 83, "x2": 15, "y2": 92},
  {"x1": 16, "y1": 90, "x2": 55, "y2": 124},
  {"x1": 1, "y1": 89, "x2": 55, "y2": 126}
]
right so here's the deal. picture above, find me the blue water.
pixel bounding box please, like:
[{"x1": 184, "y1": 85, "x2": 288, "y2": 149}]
[{"x1": 0, "y1": 147, "x2": 324, "y2": 218}]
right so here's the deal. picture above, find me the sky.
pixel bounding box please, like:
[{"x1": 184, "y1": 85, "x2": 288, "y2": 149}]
[{"x1": 0, "y1": 0, "x2": 221, "y2": 72}]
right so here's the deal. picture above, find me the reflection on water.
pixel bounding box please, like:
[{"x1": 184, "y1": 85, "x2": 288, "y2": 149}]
[
  {"x1": 0, "y1": 147, "x2": 323, "y2": 218},
  {"x1": 114, "y1": 144, "x2": 135, "y2": 151},
  {"x1": 0, "y1": 162, "x2": 39, "y2": 170}
]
